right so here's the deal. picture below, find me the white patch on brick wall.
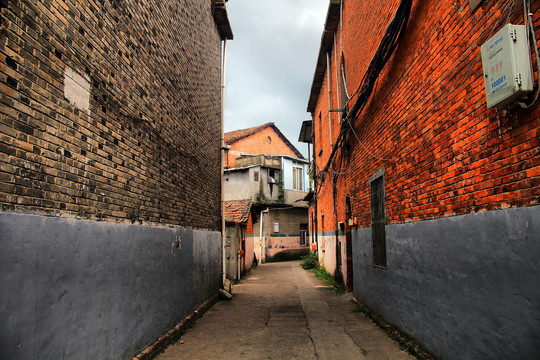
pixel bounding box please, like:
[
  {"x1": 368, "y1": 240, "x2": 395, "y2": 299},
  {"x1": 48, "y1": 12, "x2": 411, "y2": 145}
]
[
  {"x1": 469, "y1": 0, "x2": 483, "y2": 12},
  {"x1": 64, "y1": 67, "x2": 90, "y2": 112}
]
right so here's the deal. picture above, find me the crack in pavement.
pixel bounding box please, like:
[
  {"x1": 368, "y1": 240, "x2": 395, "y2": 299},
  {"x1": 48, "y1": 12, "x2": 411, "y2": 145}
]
[{"x1": 293, "y1": 266, "x2": 367, "y2": 360}]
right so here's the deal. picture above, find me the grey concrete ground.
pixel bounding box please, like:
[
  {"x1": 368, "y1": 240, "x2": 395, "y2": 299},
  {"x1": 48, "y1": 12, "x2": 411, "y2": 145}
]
[{"x1": 155, "y1": 261, "x2": 413, "y2": 360}]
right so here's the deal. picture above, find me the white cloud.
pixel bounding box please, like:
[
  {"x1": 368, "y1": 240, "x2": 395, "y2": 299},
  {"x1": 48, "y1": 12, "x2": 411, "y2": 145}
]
[{"x1": 224, "y1": 0, "x2": 328, "y2": 156}]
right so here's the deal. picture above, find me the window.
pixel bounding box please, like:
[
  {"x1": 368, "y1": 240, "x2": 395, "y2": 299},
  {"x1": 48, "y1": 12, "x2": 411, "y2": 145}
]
[
  {"x1": 340, "y1": 54, "x2": 349, "y2": 118},
  {"x1": 292, "y1": 165, "x2": 303, "y2": 191},
  {"x1": 469, "y1": 0, "x2": 483, "y2": 12},
  {"x1": 268, "y1": 169, "x2": 277, "y2": 183},
  {"x1": 300, "y1": 223, "x2": 308, "y2": 246},
  {"x1": 300, "y1": 230, "x2": 307, "y2": 246},
  {"x1": 370, "y1": 169, "x2": 386, "y2": 268},
  {"x1": 318, "y1": 111, "x2": 323, "y2": 152},
  {"x1": 267, "y1": 136, "x2": 271, "y2": 144},
  {"x1": 273, "y1": 221, "x2": 279, "y2": 233},
  {"x1": 254, "y1": 171, "x2": 259, "y2": 182},
  {"x1": 345, "y1": 194, "x2": 351, "y2": 218}
]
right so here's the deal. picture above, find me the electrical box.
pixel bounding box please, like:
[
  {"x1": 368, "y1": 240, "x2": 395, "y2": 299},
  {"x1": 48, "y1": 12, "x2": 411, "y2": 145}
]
[{"x1": 480, "y1": 24, "x2": 533, "y2": 108}]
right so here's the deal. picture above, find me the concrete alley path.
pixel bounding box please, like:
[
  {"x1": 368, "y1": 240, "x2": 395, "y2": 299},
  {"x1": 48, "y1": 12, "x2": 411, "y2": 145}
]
[{"x1": 155, "y1": 261, "x2": 414, "y2": 360}]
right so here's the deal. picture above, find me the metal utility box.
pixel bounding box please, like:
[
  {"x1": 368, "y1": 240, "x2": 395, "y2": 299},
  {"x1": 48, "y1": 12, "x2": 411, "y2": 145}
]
[{"x1": 481, "y1": 24, "x2": 533, "y2": 108}]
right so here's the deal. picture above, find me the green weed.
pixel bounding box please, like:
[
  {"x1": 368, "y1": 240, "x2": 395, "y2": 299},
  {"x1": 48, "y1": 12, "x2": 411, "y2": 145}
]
[
  {"x1": 300, "y1": 252, "x2": 318, "y2": 269},
  {"x1": 309, "y1": 265, "x2": 346, "y2": 294}
]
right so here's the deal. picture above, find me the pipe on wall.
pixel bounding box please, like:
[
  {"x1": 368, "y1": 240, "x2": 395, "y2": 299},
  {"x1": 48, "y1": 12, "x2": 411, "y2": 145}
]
[
  {"x1": 221, "y1": 38, "x2": 227, "y2": 286},
  {"x1": 259, "y1": 208, "x2": 269, "y2": 264}
]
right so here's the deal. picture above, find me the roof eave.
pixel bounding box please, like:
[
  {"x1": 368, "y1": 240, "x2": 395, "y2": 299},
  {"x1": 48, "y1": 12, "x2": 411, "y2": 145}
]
[
  {"x1": 269, "y1": 124, "x2": 305, "y2": 160},
  {"x1": 213, "y1": 1, "x2": 234, "y2": 40},
  {"x1": 225, "y1": 123, "x2": 274, "y2": 145},
  {"x1": 225, "y1": 122, "x2": 305, "y2": 160},
  {"x1": 307, "y1": 0, "x2": 341, "y2": 113}
]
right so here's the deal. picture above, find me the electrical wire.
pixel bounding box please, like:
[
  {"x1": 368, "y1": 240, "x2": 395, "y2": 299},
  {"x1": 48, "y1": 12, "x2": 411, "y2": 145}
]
[
  {"x1": 313, "y1": 0, "x2": 538, "y2": 221},
  {"x1": 315, "y1": 0, "x2": 413, "y2": 196},
  {"x1": 314, "y1": 0, "x2": 531, "y2": 198}
]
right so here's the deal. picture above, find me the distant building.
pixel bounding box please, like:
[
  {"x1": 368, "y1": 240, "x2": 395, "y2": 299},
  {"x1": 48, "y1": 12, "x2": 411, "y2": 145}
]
[
  {"x1": 224, "y1": 199, "x2": 254, "y2": 280},
  {"x1": 306, "y1": 1, "x2": 539, "y2": 359},
  {"x1": 223, "y1": 124, "x2": 310, "y2": 269},
  {"x1": 224, "y1": 122, "x2": 304, "y2": 168},
  {"x1": 0, "y1": 1, "x2": 232, "y2": 359}
]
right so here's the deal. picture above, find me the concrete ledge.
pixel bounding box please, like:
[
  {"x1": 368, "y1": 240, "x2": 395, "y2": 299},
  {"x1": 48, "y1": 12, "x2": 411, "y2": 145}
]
[
  {"x1": 133, "y1": 294, "x2": 219, "y2": 360},
  {"x1": 352, "y1": 206, "x2": 540, "y2": 359},
  {"x1": 350, "y1": 297, "x2": 435, "y2": 360}
]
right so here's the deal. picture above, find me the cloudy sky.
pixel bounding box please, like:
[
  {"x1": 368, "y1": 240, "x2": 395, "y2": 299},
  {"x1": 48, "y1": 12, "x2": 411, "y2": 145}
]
[{"x1": 224, "y1": 0, "x2": 329, "y2": 157}]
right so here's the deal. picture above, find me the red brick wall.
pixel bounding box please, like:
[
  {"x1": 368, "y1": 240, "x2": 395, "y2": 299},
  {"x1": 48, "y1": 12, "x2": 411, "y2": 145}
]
[
  {"x1": 227, "y1": 127, "x2": 300, "y2": 166},
  {"x1": 312, "y1": 0, "x2": 540, "y2": 232}
]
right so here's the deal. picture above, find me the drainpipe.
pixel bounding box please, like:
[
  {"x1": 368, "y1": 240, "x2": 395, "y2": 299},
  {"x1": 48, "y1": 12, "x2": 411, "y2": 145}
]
[
  {"x1": 237, "y1": 250, "x2": 241, "y2": 282},
  {"x1": 221, "y1": 38, "x2": 228, "y2": 286},
  {"x1": 259, "y1": 207, "x2": 268, "y2": 264},
  {"x1": 334, "y1": 33, "x2": 340, "y2": 115}
]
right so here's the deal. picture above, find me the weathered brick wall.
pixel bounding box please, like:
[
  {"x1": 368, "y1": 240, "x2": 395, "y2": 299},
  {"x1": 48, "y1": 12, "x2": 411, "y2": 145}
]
[
  {"x1": 1, "y1": 0, "x2": 223, "y2": 230},
  {"x1": 312, "y1": 0, "x2": 539, "y2": 231},
  {"x1": 227, "y1": 127, "x2": 301, "y2": 166}
]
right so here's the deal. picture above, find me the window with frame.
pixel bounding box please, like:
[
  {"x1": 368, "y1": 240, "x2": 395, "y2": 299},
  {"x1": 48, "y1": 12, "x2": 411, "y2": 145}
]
[
  {"x1": 300, "y1": 230, "x2": 307, "y2": 246},
  {"x1": 370, "y1": 169, "x2": 386, "y2": 268},
  {"x1": 254, "y1": 171, "x2": 259, "y2": 182},
  {"x1": 300, "y1": 223, "x2": 308, "y2": 246},
  {"x1": 292, "y1": 164, "x2": 303, "y2": 191},
  {"x1": 340, "y1": 55, "x2": 349, "y2": 118},
  {"x1": 318, "y1": 111, "x2": 323, "y2": 155},
  {"x1": 469, "y1": 0, "x2": 483, "y2": 12},
  {"x1": 268, "y1": 169, "x2": 277, "y2": 182}
]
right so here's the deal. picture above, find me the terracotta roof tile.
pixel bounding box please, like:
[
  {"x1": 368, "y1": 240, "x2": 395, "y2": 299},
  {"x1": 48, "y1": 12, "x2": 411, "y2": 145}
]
[
  {"x1": 224, "y1": 122, "x2": 304, "y2": 159},
  {"x1": 224, "y1": 123, "x2": 273, "y2": 144},
  {"x1": 224, "y1": 199, "x2": 253, "y2": 223}
]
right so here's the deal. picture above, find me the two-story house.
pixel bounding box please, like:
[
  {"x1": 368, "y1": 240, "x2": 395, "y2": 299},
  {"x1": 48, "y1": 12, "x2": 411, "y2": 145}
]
[{"x1": 223, "y1": 123, "x2": 310, "y2": 279}]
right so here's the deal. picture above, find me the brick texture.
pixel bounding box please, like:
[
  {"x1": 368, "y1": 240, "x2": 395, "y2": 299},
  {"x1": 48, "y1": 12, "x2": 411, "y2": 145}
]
[
  {"x1": 312, "y1": 0, "x2": 540, "y2": 231},
  {"x1": 0, "y1": 0, "x2": 224, "y2": 230}
]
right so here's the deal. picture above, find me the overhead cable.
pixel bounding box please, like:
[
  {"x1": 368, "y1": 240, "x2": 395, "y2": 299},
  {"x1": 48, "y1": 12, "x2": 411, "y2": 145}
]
[{"x1": 316, "y1": 0, "x2": 413, "y2": 195}]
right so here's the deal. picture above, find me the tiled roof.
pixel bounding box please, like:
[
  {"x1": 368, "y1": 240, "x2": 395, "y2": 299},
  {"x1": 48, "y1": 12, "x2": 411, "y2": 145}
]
[
  {"x1": 224, "y1": 122, "x2": 304, "y2": 159},
  {"x1": 224, "y1": 199, "x2": 252, "y2": 223},
  {"x1": 224, "y1": 123, "x2": 273, "y2": 144}
]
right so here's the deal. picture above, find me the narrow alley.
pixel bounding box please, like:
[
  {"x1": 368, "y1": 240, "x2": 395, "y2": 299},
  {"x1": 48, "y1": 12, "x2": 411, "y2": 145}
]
[
  {"x1": 2, "y1": 1, "x2": 539, "y2": 359},
  {"x1": 156, "y1": 261, "x2": 413, "y2": 360}
]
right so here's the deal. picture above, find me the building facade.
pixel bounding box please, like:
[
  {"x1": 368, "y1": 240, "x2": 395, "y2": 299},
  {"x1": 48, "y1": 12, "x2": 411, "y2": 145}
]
[
  {"x1": 224, "y1": 199, "x2": 254, "y2": 280},
  {"x1": 224, "y1": 122, "x2": 304, "y2": 167},
  {"x1": 224, "y1": 124, "x2": 311, "y2": 265},
  {"x1": 0, "y1": 0, "x2": 232, "y2": 359},
  {"x1": 307, "y1": 0, "x2": 539, "y2": 359}
]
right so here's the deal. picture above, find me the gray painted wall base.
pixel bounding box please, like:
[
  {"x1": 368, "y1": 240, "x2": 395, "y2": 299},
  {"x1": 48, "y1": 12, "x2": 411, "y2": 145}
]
[
  {"x1": 352, "y1": 206, "x2": 540, "y2": 360},
  {"x1": 0, "y1": 213, "x2": 221, "y2": 360}
]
